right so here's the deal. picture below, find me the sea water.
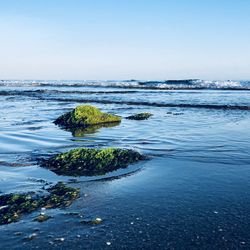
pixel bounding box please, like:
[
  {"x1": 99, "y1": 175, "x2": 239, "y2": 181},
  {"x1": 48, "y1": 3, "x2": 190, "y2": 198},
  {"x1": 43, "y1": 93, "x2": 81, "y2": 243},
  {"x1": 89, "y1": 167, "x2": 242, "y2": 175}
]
[{"x1": 0, "y1": 79, "x2": 250, "y2": 249}]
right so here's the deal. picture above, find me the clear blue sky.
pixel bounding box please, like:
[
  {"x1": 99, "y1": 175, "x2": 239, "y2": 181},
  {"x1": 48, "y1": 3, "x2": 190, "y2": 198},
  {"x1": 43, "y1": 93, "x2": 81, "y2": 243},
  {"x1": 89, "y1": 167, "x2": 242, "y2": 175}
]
[{"x1": 0, "y1": 0, "x2": 249, "y2": 80}]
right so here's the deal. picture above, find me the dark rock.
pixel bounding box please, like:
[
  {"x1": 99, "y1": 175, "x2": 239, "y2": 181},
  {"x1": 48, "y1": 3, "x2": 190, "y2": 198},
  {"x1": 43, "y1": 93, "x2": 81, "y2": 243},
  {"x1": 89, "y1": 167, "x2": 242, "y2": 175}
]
[{"x1": 126, "y1": 113, "x2": 153, "y2": 120}]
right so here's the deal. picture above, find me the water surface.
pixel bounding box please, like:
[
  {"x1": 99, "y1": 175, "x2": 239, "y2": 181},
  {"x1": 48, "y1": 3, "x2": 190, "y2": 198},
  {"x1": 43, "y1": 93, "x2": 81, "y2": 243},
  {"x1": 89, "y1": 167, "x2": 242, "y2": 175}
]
[{"x1": 0, "y1": 79, "x2": 250, "y2": 249}]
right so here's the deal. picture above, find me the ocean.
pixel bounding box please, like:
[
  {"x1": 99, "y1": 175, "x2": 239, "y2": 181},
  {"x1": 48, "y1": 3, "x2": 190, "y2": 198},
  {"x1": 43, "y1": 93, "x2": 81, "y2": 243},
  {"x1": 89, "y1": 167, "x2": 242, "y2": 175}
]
[{"x1": 0, "y1": 79, "x2": 250, "y2": 249}]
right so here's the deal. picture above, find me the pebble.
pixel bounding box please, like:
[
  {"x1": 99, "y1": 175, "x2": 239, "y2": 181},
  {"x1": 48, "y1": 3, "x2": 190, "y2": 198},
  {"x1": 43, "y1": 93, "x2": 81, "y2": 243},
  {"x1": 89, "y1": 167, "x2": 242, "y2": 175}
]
[
  {"x1": 106, "y1": 242, "x2": 111, "y2": 246},
  {"x1": 14, "y1": 232, "x2": 22, "y2": 236},
  {"x1": 0, "y1": 205, "x2": 9, "y2": 210},
  {"x1": 25, "y1": 233, "x2": 37, "y2": 240},
  {"x1": 54, "y1": 237, "x2": 65, "y2": 242},
  {"x1": 92, "y1": 217, "x2": 102, "y2": 224},
  {"x1": 34, "y1": 214, "x2": 51, "y2": 223}
]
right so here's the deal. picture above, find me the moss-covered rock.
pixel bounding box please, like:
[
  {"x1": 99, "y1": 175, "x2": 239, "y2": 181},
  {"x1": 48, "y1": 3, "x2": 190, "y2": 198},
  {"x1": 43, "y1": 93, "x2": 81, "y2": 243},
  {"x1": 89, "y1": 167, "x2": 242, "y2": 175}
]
[
  {"x1": 126, "y1": 113, "x2": 153, "y2": 120},
  {"x1": 41, "y1": 148, "x2": 145, "y2": 176},
  {"x1": 54, "y1": 105, "x2": 121, "y2": 128},
  {"x1": 0, "y1": 183, "x2": 79, "y2": 225}
]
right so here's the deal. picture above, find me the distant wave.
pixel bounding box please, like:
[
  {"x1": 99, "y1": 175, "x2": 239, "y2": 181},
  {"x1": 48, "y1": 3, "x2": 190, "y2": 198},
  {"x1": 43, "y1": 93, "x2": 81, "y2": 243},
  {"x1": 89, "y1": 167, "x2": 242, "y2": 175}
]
[
  {"x1": 0, "y1": 89, "x2": 139, "y2": 96},
  {"x1": 2, "y1": 90, "x2": 250, "y2": 110},
  {"x1": 1, "y1": 79, "x2": 250, "y2": 90},
  {"x1": 39, "y1": 97, "x2": 250, "y2": 111}
]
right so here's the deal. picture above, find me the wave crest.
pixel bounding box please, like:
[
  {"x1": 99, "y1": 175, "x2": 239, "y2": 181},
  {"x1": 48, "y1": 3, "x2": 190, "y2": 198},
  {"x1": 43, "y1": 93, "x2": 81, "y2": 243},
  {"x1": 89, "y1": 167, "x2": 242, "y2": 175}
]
[{"x1": 0, "y1": 79, "x2": 249, "y2": 90}]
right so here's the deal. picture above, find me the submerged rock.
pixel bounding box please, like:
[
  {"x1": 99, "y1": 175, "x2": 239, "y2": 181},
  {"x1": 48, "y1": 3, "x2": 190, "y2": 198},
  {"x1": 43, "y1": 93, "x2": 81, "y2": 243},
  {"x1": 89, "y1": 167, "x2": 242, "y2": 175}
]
[
  {"x1": 0, "y1": 182, "x2": 79, "y2": 225},
  {"x1": 41, "y1": 148, "x2": 145, "y2": 176},
  {"x1": 54, "y1": 105, "x2": 121, "y2": 128},
  {"x1": 126, "y1": 113, "x2": 153, "y2": 120},
  {"x1": 80, "y1": 217, "x2": 103, "y2": 225}
]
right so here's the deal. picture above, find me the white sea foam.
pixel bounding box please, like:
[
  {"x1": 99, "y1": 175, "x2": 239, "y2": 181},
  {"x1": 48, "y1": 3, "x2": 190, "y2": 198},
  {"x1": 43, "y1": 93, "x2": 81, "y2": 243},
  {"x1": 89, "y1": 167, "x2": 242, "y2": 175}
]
[{"x1": 0, "y1": 79, "x2": 249, "y2": 90}]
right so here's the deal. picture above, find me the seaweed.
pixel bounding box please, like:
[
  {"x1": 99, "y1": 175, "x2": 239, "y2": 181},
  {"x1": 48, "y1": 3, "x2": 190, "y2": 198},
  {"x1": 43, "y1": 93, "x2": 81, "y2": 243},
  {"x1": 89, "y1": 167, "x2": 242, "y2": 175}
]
[
  {"x1": 126, "y1": 113, "x2": 153, "y2": 120},
  {"x1": 41, "y1": 148, "x2": 145, "y2": 176},
  {"x1": 0, "y1": 182, "x2": 79, "y2": 225},
  {"x1": 54, "y1": 105, "x2": 121, "y2": 128}
]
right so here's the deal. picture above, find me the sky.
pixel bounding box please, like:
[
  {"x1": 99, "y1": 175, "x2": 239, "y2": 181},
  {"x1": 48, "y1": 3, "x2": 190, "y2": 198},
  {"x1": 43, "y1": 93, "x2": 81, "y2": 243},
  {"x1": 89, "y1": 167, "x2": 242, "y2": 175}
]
[{"x1": 0, "y1": 0, "x2": 249, "y2": 80}]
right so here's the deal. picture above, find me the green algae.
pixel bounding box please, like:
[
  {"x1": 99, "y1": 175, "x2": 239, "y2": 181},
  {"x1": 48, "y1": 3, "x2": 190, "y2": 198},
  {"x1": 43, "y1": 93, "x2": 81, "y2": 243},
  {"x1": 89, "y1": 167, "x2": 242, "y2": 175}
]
[
  {"x1": 41, "y1": 148, "x2": 146, "y2": 176},
  {"x1": 0, "y1": 183, "x2": 79, "y2": 225},
  {"x1": 126, "y1": 112, "x2": 153, "y2": 120},
  {"x1": 54, "y1": 105, "x2": 121, "y2": 128}
]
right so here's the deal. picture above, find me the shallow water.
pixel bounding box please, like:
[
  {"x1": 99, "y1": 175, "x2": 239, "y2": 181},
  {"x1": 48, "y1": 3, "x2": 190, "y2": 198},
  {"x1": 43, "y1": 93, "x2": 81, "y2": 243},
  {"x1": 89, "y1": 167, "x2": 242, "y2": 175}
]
[{"x1": 1, "y1": 80, "x2": 250, "y2": 249}]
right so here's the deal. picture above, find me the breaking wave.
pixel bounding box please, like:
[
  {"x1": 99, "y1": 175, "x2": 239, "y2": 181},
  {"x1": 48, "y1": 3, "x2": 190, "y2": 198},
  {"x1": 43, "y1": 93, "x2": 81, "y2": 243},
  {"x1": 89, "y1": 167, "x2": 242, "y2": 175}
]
[{"x1": 0, "y1": 79, "x2": 250, "y2": 90}]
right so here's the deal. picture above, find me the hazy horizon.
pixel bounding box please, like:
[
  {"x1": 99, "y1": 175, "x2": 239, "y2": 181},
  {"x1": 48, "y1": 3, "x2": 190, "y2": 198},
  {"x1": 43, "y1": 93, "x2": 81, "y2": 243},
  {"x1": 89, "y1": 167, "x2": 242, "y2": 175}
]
[{"x1": 0, "y1": 0, "x2": 250, "y2": 80}]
